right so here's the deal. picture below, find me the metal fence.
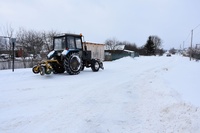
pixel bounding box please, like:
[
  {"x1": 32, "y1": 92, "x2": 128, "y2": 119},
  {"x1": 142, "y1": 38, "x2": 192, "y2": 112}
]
[
  {"x1": 0, "y1": 59, "x2": 40, "y2": 70},
  {"x1": 104, "y1": 50, "x2": 137, "y2": 61}
]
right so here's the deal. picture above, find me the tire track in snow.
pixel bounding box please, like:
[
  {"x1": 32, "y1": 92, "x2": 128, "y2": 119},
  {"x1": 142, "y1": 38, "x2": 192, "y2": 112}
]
[{"x1": 131, "y1": 56, "x2": 200, "y2": 132}]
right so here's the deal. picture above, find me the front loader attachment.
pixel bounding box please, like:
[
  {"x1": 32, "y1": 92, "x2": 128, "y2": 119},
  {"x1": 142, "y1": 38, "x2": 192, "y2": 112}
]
[{"x1": 32, "y1": 60, "x2": 63, "y2": 76}]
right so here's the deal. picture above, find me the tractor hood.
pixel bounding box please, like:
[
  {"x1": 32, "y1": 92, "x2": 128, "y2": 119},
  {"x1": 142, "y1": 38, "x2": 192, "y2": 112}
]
[{"x1": 47, "y1": 50, "x2": 55, "y2": 59}]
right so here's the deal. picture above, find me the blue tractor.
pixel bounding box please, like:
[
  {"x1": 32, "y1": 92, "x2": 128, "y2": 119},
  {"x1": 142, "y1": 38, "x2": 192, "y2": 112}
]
[{"x1": 32, "y1": 33, "x2": 104, "y2": 75}]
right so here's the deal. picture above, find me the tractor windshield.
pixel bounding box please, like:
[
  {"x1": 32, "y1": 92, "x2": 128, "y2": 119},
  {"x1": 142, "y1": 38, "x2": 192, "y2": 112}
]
[{"x1": 54, "y1": 37, "x2": 65, "y2": 50}]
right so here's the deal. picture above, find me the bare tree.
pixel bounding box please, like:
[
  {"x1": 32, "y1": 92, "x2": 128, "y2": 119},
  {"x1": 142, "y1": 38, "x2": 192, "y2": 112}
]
[
  {"x1": 169, "y1": 48, "x2": 176, "y2": 54},
  {"x1": 0, "y1": 24, "x2": 14, "y2": 38},
  {"x1": 105, "y1": 38, "x2": 121, "y2": 50},
  {"x1": 16, "y1": 28, "x2": 44, "y2": 67},
  {"x1": 0, "y1": 37, "x2": 5, "y2": 51},
  {"x1": 189, "y1": 45, "x2": 200, "y2": 60},
  {"x1": 41, "y1": 30, "x2": 59, "y2": 52},
  {"x1": 124, "y1": 41, "x2": 138, "y2": 52},
  {"x1": 151, "y1": 35, "x2": 162, "y2": 50},
  {"x1": 0, "y1": 24, "x2": 15, "y2": 55}
]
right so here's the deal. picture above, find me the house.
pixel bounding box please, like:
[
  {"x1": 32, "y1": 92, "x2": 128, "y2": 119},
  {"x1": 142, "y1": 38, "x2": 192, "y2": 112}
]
[{"x1": 104, "y1": 45, "x2": 137, "y2": 61}]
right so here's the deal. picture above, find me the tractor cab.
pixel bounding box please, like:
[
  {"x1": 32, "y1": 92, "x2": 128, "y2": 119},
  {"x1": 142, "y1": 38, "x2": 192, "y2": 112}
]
[{"x1": 53, "y1": 34, "x2": 83, "y2": 51}]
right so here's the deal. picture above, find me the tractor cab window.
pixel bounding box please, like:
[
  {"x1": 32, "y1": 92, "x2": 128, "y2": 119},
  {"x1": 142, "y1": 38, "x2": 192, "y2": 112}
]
[
  {"x1": 75, "y1": 38, "x2": 82, "y2": 49},
  {"x1": 67, "y1": 36, "x2": 75, "y2": 49},
  {"x1": 54, "y1": 37, "x2": 65, "y2": 50}
]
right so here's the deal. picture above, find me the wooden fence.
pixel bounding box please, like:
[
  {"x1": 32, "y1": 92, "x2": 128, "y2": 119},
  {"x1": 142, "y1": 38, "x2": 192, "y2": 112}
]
[{"x1": 0, "y1": 59, "x2": 40, "y2": 70}]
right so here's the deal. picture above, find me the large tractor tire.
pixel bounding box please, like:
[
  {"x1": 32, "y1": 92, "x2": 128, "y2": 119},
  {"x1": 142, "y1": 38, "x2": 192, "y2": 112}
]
[
  {"x1": 91, "y1": 60, "x2": 100, "y2": 72},
  {"x1": 64, "y1": 52, "x2": 82, "y2": 75}
]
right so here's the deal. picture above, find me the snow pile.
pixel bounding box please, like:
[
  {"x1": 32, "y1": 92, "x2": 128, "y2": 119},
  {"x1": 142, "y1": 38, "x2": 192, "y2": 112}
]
[{"x1": 0, "y1": 55, "x2": 200, "y2": 133}]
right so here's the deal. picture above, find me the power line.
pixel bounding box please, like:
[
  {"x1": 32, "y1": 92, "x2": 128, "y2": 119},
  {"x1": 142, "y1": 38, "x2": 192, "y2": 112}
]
[
  {"x1": 184, "y1": 33, "x2": 191, "y2": 43},
  {"x1": 183, "y1": 24, "x2": 200, "y2": 45},
  {"x1": 193, "y1": 24, "x2": 200, "y2": 30}
]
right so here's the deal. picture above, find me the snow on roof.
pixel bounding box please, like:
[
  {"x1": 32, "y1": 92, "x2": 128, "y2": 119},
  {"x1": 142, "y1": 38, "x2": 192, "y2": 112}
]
[
  {"x1": 124, "y1": 49, "x2": 135, "y2": 53},
  {"x1": 83, "y1": 42, "x2": 105, "y2": 45}
]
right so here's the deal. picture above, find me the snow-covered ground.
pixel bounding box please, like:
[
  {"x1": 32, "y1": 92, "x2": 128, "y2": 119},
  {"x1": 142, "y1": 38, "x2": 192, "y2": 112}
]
[{"x1": 0, "y1": 55, "x2": 200, "y2": 133}]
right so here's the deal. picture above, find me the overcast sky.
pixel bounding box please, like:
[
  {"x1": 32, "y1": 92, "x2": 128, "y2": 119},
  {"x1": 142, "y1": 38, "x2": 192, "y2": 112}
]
[{"x1": 0, "y1": 0, "x2": 200, "y2": 49}]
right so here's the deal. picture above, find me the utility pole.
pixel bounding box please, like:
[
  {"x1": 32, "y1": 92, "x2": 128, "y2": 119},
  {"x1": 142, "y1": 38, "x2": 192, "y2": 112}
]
[
  {"x1": 190, "y1": 29, "x2": 193, "y2": 61},
  {"x1": 11, "y1": 38, "x2": 16, "y2": 72},
  {"x1": 189, "y1": 24, "x2": 200, "y2": 61}
]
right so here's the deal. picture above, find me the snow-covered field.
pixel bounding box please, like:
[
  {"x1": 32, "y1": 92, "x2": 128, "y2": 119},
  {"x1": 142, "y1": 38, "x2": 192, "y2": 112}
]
[{"x1": 0, "y1": 55, "x2": 200, "y2": 133}]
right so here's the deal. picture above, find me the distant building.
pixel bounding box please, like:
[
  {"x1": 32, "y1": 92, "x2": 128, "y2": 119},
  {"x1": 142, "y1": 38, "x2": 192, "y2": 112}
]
[{"x1": 104, "y1": 44, "x2": 137, "y2": 61}]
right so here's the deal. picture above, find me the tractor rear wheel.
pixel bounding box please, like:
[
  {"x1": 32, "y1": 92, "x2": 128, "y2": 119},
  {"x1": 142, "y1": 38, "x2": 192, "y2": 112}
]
[
  {"x1": 64, "y1": 52, "x2": 82, "y2": 75},
  {"x1": 91, "y1": 60, "x2": 100, "y2": 72}
]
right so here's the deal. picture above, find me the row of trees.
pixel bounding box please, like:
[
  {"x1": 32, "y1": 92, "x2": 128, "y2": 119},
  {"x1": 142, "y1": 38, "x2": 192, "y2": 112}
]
[
  {"x1": 0, "y1": 27, "x2": 59, "y2": 60},
  {"x1": 0, "y1": 25, "x2": 15, "y2": 55},
  {"x1": 16, "y1": 28, "x2": 58, "y2": 58},
  {"x1": 105, "y1": 35, "x2": 164, "y2": 56},
  {"x1": 1, "y1": 26, "x2": 164, "y2": 61}
]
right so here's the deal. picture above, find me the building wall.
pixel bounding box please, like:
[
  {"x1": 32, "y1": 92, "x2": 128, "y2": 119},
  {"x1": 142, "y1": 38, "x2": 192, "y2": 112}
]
[{"x1": 84, "y1": 42, "x2": 105, "y2": 61}]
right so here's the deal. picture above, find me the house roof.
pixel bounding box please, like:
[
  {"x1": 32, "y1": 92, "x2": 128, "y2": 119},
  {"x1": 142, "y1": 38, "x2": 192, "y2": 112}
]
[{"x1": 83, "y1": 42, "x2": 105, "y2": 46}]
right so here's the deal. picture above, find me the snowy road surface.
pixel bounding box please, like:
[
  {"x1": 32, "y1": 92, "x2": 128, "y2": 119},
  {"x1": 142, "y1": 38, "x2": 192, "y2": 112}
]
[{"x1": 0, "y1": 55, "x2": 200, "y2": 133}]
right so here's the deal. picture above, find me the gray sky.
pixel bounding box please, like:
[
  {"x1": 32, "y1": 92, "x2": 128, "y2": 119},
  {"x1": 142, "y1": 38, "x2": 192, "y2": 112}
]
[{"x1": 1, "y1": 0, "x2": 200, "y2": 49}]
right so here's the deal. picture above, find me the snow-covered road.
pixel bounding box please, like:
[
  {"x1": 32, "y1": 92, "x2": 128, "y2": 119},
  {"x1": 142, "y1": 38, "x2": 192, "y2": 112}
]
[{"x1": 0, "y1": 55, "x2": 200, "y2": 133}]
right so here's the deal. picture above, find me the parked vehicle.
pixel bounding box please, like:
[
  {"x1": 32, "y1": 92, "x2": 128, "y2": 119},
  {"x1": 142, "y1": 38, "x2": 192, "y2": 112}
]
[
  {"x1": 166, "y1": 53, "x2": 171, "y2": 57},
  {"x1": 0, "y1": 54, "x2": 9, "y2": 59}
]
